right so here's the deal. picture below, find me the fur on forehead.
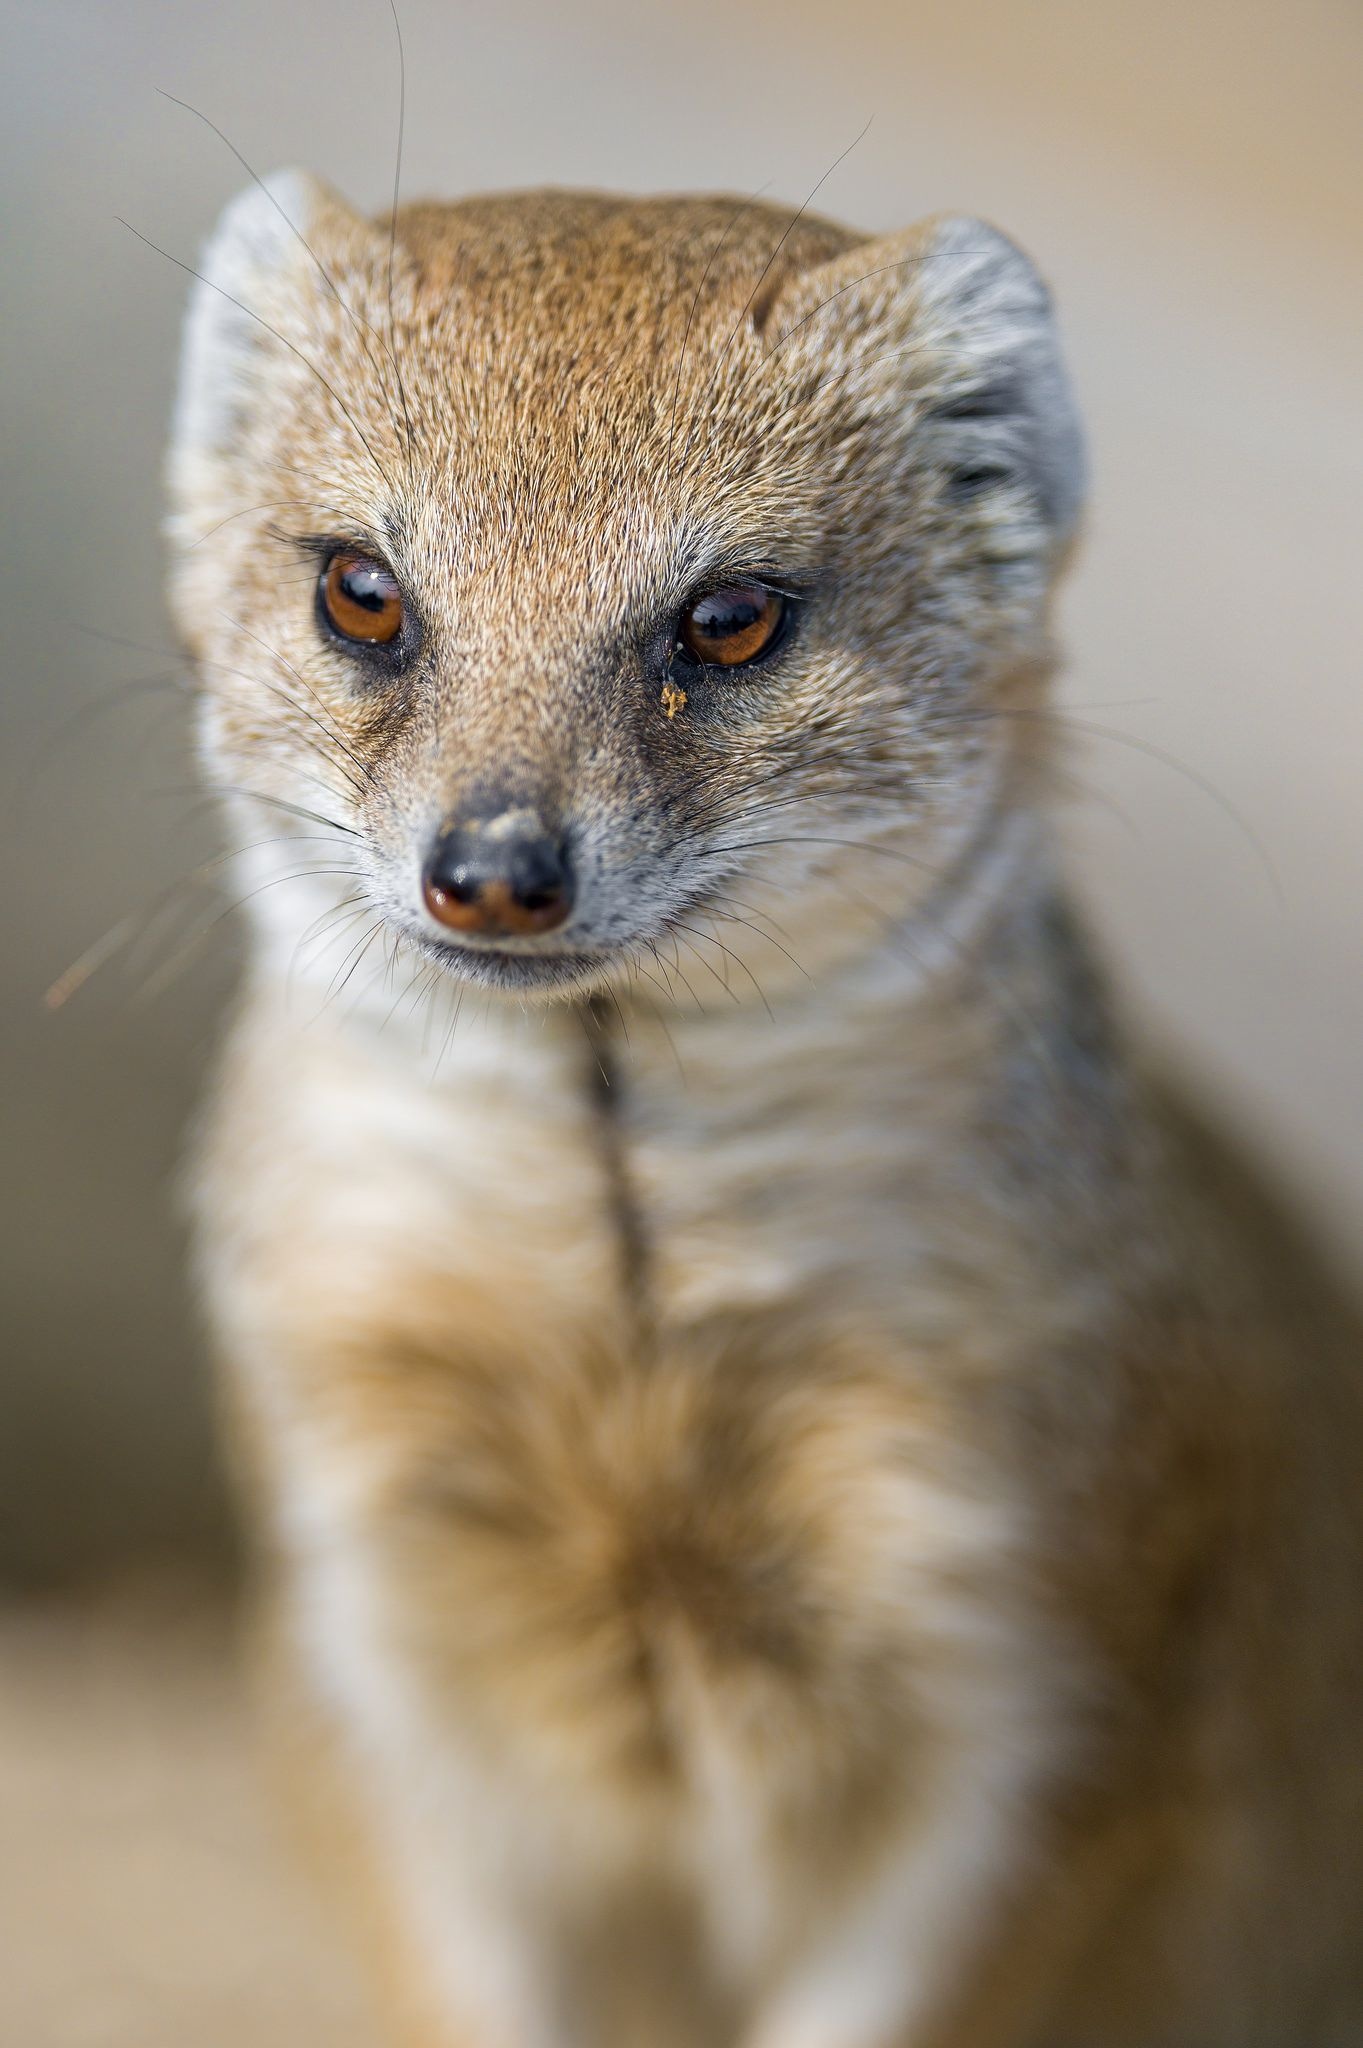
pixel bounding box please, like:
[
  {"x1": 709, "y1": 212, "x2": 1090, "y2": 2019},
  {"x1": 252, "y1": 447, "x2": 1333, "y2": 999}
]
[{"x1": 167, "y1": 174, "x2": 1083, "y2": 606}]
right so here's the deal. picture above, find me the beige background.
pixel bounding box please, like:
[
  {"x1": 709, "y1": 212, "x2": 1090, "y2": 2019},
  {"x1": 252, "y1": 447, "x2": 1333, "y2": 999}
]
[
  {"x1": 2, "y1": 0, "x2": 1361, "y2": 2038},
  {"x1": 5, "y1": 0, "x2": 1363, "y2": 1582},
  {"x1": 10, "y1": 0, "x2": 1361, "y2": 1582}
]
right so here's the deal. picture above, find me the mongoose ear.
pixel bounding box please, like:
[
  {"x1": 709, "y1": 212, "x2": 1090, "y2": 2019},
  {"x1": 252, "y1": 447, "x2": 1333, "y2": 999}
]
[
  {"x1": 169, "y1": 169, "x2": 363, "y2": 489},
  {"x1": 769, "y1": 214, "x2": 1086, "y2": 545}
]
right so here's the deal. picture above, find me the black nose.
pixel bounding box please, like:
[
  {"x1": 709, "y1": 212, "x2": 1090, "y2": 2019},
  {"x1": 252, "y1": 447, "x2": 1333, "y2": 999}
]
[{"x1": 422, "y1": 816, "x2": 574, "y2": 938}]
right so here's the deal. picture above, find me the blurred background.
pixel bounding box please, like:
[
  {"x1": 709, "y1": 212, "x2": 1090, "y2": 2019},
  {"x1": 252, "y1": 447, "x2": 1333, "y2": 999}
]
[{"x1": 2, "y1": 0, "x2": 1360, "y2": 2038}]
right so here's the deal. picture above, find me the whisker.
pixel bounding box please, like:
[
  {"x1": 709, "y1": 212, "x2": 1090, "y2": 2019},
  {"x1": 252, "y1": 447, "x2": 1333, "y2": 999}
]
[
  {"x1": 155, "y1": 88, "x2": 410, "y2": 442},
  {"x1": 944, "y1": 707, "x2": 1283, "y2": 903},
  {"x1": 431, "y1": 980, "x2": 468, "y2": 1079},
  {"x1": 685, "y1": 765, "x2": 903, "y2": 845},
  {"x1": 44, "y1": 916, "x2": 143, "y2": 1012},
  {"x1": 379, "y1": 958, "x2": 436, "y2": 1036},
  {"x1": 664, "y1": 184, "x2": 771, "y2": 490},
  {"x1": 676, "y1": 116, "x2": 873, "y2": 483},
  {"x1": 628, "y1": 948, "x2": 675, "y2": 1008},
  {"x1": 842, "y1": 874, "x2": 1070, "y2": 1090},
  {"x1": 723, "y1": 891, "x2": 804, "y2": 949},
  {"x1": 645, "y1": 938, "x2": 682, "y2": 1009},
  {"x1": 681, "y1": 729, "x2": 907, "y2": 837},
  {"x1": 669, "y1": 921, "x2": 742, "y2": 1006},
  {"x1": 195, "y1": 781, "x2": 359, "y2": 836},
  {"x1": 296, "y1": 891, "x2": 370, "y2": 952},
  {"x1": 617, "y1": 961, "x2": 683, "y2": 1077},
  {"x1": 701, "y1": 904, "x2": 810, "y2": 987},
  {"x1": 663, "y1": 933, "x2": 704, "y2": 1011},
  {"x1": 383, "y1": 0, "x2": 418, "y2": 476},
  {"x1": 325, "y1": 917, "x2": 387, "y2": 1008},
  {"x1": 601, "y1": 983, "x2": 632, "y2": 1049},
  {"x1": 116, "y1": 217, "x2": 398, "y2": 497},
  {"x1": 758, "y1": 256, "x2": 931, "y2": 371},
  {"x1": 19, "y1": 672, "x2": 189, "y2": 809},
  {"x1": 188, "y1": 497, "x2": 363, "y2": 549},
  {"x1": 163, "y1": 742, "x2": 363, "y2": 817},
  {"x1": 704, "y1": 831, "x2": 941, "y2": 879},
  {"x1": 77, "y1": 620, "x2": 372, "y2": 806},
  {"x1": 686, "y1": 914, "x2": 777, "y2": 1017},
  {"x1": 44, "y1": 838, "x2": 359, "y2": 1011},
  {"x1": 731, "y1": 242, "x2": 1018, "y2": 415},
  {"x1": 221, "y1": 611, "x2": 377, "y2": 789}
]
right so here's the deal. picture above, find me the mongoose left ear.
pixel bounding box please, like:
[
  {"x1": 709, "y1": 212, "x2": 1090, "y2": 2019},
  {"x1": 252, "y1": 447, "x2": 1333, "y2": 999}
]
[
  {"x1": 765, "y1": 214, "x2": 1086, "y2": 546},
  {"x1": 168, "y1": 169, "x2": 370, "y2": 513}
]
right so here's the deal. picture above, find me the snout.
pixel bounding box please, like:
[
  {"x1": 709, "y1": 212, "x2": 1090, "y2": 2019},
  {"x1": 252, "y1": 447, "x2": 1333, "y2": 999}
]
[{"x1": 422, "y1": 812, "x2": 575, "y2": 939}]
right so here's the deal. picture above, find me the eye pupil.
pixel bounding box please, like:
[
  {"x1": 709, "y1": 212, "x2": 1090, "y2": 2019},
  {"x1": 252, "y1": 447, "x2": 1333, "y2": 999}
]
[
  {"x1": 340, "y1": 564, "x2": 387, "y2": 612},
  {"x1": 320, "y1": 550, "x2": 405, "y2": 647},
  {"x1": 695, "y1": 593, "x2": 761, "y2": 639},
  {"x1": 678, "y1": 582, "x2": 785, "y2": 669}
]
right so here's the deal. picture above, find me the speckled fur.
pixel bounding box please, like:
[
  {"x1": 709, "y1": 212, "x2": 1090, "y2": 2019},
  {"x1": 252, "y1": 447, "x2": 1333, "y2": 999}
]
[{"x1": 166, "y1": 180, "x2": 1363, "y2": 2046}]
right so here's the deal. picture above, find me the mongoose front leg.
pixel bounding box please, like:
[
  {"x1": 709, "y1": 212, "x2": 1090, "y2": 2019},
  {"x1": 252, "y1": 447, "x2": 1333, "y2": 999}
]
[
  {"x1": 275, "y1": 1613, "x2": 574, "y2": 2048},
  {"x1": 739, "y1": 1769, "x2": 1034, "y2": 2048}
]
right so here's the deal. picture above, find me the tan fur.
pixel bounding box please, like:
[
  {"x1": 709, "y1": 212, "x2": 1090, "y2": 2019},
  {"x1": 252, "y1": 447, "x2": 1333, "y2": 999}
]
[{"x1": 166, "y1": 179, "x2": 1363, "y2": 2045}]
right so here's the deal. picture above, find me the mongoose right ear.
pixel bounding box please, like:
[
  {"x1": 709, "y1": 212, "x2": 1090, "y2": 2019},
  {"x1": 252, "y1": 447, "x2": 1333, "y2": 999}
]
[
  {"x1": 168, "y1": 169, "x2": 364, "y2": 508},
  {"x1": 762, "y1": 214, "x2": 1086, "y2": 551}
]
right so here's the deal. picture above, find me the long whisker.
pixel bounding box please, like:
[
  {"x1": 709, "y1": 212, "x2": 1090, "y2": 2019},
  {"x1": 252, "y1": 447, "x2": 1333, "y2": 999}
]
[
  {"x1": 379, "y1": 958, "x2": 438, "y2": 1037},
  {"x1": 290, "y1": 895, "x2": 371, "y2": 985},
  {"x1": 198, "y1": 782, "x2": 358, "y2": 836},
  {"x1": 133, "y1": 867, "x2": 360, "y2": 1007},
  {"x1": 645, "y1": 939, "x2": 682, "y2": 1009},
  {"x1": 117, "y1": 218, "x2": 398, "y2": 498},
  {"x1": 842, "y1": 874, "x2": 1071, "y2": 1089},
  {"x1": 684, "y1": 914, "x2": 777, "y2": 1017},
  {"x1": 19, "y1": 672, "x2": 188, "y2": 809},
  {"x1": 723, "y1": 239, "x2": 1019, "y2": 449},
  {"x1": 942, "y1": 706, "x2": 1283, "y2": 903},
  {"x1": 155, "y1": 88, "x2": 410, "y2": 444},
  {"x1": 76, "y1": 612, "x2": 374, "y2": 806},
  {"x1": 383, "y1": 0, "x2": 418, "y2": 476},
  {"x1": 690, "y1": 840, "x2": 1064, "y2": 1080},
  {"x1": 211, "y1": 750, "x2": 364, "y2": 816},
  {"x1": 188, "y1": 496, "x2": 366, "y2": 549},
  {"x1": 44, "y1": 838, "x2": 360, "y2": 1011},
  {"x1": 326, "y1": 916, "x2": 388, "y2": 1008},
  {"x1": 89, "y1": 624, "x2": 374, "y2": 814},
  {"x1": 624, "y1": 967, "x2": 687, "y2": 1081},
  {"x1": 431, "y1": 979, "x2": 468, "y2": 1079},
  {"x1": 700, "y1": 903, "x2": 811, "y2": 986},
  {"x1": 628, "y1": 948, "x2": 676, "y2": 1008},
  {"x1": 681, "y1": 736, "x2": 902, "y2": 836},
  {"x1": 221, "y1": 612, "x2": 377, "y2": 790},
  {"x1": 757, "y1": 255, "x2": 928, "y2": 371},
  {"x1": 668, "y1": 921, "x2": 742, "y2": 1006},
  {"x1": 701, "y1": 830, "x2": 947, "y2": 883},
  {"x1": 663, "y1": 934, "x2": 705, "y2": 1011},
  {"x1": 664, "y1": 184, "x2": 771, "y2": 490},
  {"x1": 676, "y1": 116, "x2": 873, "y2": 484}
]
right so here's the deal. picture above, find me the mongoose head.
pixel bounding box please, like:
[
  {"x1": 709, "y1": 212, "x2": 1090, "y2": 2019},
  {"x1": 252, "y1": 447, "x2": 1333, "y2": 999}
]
[{"x1": 167, "y1": 180, "x2": 1083, "y2": 1004}]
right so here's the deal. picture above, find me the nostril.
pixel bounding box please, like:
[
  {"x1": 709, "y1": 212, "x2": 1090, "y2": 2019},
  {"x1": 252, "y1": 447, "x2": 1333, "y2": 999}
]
[
  {"x1": 421, "y1": 834, "x2": 483, "y2": 927},
  {"x1": 507, "y1": 840, "x2": 573, "y2": 919},
  {"x1": 436, "y1": 864, "x2": 481, "y2": 907},
  {"x1": 518, "y1": 881, "x2": 562, "y2": 914}
]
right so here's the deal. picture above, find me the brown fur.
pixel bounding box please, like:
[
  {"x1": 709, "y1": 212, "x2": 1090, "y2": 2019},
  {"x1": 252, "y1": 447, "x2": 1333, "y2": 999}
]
[{"x1": 166, "y1": 179, "x2": 1363, "y2": 2045}]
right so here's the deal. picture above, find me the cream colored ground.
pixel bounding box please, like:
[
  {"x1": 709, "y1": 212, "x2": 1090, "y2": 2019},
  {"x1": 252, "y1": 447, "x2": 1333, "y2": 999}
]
[{"x1": 0, "y1": 1584, "x2": 371, "y2": 2047}]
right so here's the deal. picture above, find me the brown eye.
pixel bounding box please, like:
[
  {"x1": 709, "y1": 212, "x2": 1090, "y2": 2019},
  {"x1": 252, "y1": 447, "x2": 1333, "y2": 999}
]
[
  {"x1": 320, "y1": 550, "x2": 405, "y2": 646},
  {"x1": 677, "y1": 582, "x2": 786, "y2": 668}
]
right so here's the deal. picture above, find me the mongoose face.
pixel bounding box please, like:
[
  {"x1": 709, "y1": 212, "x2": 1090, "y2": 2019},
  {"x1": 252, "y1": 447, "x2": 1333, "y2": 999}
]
[{"x1": 167, "y1": 184, "x2": 1083, "y2": 999}]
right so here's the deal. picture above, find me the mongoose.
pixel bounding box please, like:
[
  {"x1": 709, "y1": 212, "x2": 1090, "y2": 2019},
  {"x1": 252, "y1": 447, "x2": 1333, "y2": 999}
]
[{"x1": 165, "y1": 177, "x2": 1363, "y2": 2046}]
